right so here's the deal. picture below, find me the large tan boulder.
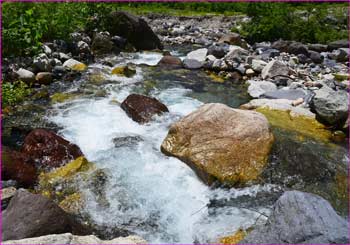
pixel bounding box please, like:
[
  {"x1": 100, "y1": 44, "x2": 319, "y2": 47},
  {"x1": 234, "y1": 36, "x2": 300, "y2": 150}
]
[{"x1": 161, "y1": 103, "x2": 274, "y2": 186}]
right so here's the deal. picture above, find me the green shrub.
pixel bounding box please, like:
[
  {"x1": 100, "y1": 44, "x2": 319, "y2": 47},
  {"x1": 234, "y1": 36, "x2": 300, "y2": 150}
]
[
  {"x1": 239, "y1": 3, "x2": 348, "y2": 44},
  {"x1": 2, "y1": 81, "x2": 32, "y2": 108}
]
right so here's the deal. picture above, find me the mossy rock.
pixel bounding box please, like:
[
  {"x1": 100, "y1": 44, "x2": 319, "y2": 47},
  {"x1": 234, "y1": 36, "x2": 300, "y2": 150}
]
[
  {"x1": 38, "y1": 157, "x2": 94, "y2": 200},
  {"x1": 333, "y1": 73, "x2": 350, "y2": 81},
  {"x1": 59, "y1": 192, "x2": 85, "y2": 215},
  {"x1": 88, "y1": 73, "x2": 106, "y2": 85},
  {"x1": 111, "y1": 66, "x2": 136, "y2": 77},
  {"x1": 255, "y1": 108, "x2": 332, "y2": 142},
  {"x1": 207, "y1": 71, "x2": 225, "y2": 83},
  {"x1": 51, "y1": 93, "x2": 78, "y2": 104},
  {"x1": 219, "y1": 229, "x2": 250, "y2": 244},
  {"x1": 71, "y1": 63, "x2": 87, "y2": 71}
]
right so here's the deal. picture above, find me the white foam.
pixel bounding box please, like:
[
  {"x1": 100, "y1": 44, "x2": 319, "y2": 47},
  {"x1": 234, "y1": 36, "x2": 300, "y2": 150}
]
[{"x1": 48, "y1": 59, "x2": 273, "y2": 243}]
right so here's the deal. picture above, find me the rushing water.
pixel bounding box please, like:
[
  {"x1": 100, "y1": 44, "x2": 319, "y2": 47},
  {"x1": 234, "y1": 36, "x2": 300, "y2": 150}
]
[
  {"x1": 47, "y1": 52, "x2": 278, "y2": 243},
  {"x1": 47, "y1": 51, "x2": 347, "y2": 243}
]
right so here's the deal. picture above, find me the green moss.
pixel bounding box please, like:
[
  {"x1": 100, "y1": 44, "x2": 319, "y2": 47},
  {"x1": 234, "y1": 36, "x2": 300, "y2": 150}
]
[
  {"x1": 59, "y1": 192, "x2": 84, "y2": 215},
  {"x1": 50, "y1": 92, "x2": 77, "y2": 103},
  {"x1": 71, "y1": 63, "x2": 87, "y2": 71},
  {"x1": 256, "y1": 108, "x2": 332, "y2": 142},
  {"x1": 38, "y1": 157, "x2": 94, "y2": 199},
  {"x1": 111, "y1": 66, "x2": 136, "y2": 77}
]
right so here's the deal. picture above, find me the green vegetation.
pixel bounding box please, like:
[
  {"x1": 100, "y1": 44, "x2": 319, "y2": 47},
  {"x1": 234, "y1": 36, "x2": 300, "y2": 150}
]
[
  {"x1": 239, "y1": 3, "x2": 348, "y2": 44},
  {"x1": 2, "y1": 2, "x2": 348, "y2": 57},
  {"x1": 2, "y1": 81, "x2": 32, "y2": 108}
]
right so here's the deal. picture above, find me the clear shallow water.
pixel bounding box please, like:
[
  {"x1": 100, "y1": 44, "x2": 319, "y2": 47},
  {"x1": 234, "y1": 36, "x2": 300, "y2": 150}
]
[{"x1": 48, "y1": 52, "x2": 274, "y2": 243}]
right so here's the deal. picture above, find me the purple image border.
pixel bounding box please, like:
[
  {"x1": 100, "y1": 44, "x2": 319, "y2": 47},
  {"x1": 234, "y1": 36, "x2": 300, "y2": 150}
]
[{"x1": 0, "y1": 0, "x2": 349, "y2": 245}]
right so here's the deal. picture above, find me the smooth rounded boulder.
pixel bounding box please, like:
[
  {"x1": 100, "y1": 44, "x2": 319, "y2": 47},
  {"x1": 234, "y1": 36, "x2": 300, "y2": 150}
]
[
  {"x1": 121, "y1": 94, "x2": 169, "y2": 124},
  {"x1": 161, "y1": 103, "x2": 274, "y2": 186},
  {"x1": 240, "y1": 191, "x2": 349, "y2": 244},
  {"x1": 2, "y1": 189, "x2": 88, "y2": 241},
  {"x1": 21, "y1": 129, "x2": 83, "y2": 169},
  {"x1": 107, "y1": 11, "x2": 162, "y2": 50}
]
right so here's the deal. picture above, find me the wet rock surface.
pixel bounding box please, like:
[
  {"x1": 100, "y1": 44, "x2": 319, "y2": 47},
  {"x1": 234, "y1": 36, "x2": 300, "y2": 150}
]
[
  {"x1": 121, "y1": 94, "x2": 169, "y2": 123},
  {"x1": 21, "y1": 129, "x2": 84, "y2": 169},
  {"x1": 240, "y1": 191, "x2": 349, "y2": 244}
]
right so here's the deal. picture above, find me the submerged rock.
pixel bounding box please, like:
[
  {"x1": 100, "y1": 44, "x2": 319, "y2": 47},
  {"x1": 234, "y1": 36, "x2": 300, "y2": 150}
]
[
  {"x1": 107, "y1": 11, "x2": 162, "y2": 50},
  {"x1": 2, "y1": 189, "x2": 89, "y2": 241},
  {"x1": 111, "y1": 65, "x2": 136, "y2": 77},
  {"x1": 240, "y1": 191, "x2": 349, "y2": 244},
  {"x1": 21, "y1": 129, "x2": 83, "y2": 169},
  {"x1": 161, "y1": 103, "x2": 274, "y2": 186},
  {"x1": 121, "y1": 94, "x2": 169, "y2": 124},
  {"x1": 240, "y1": 99, "x2": 332, "y2": 142},
  {"x1": 2, "y1": 233, "x2": 147, "y2": 244}
]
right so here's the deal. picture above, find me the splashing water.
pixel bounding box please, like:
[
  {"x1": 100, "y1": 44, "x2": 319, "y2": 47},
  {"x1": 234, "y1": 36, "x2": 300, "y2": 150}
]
[{"x1": 48, "y1": 53, "x2": 274, "y2": 243}]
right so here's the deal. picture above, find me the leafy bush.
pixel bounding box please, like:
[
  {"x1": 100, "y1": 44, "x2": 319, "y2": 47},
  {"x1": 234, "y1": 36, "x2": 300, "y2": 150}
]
[
  {"x1": 239, "y1": 3, "x2": 348, "y2": 44},
  {"x1": 2, "y1": 81, "x2": 32, "y2": 108}
]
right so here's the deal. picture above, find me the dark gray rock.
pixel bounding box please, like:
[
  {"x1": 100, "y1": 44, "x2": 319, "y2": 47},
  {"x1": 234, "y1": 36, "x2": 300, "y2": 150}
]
[
  {"x1": 288, "y1": 42, "x2": 309, "y2": 56},
  {"x1": 107, "y1": 11, "x2": 162, "y2": 50},
  {"x1": 328, "y1": 39, "x2": 349, "y2": 51},
  {"x1": 240, "y1": 191, "x2": 349, "y2": 244},
  {"x1": 310, "y1": 86, "x2": 349, "y2": 126},
  {"x1": 207, "y1": 43, "x2": 230, "y2": 58},
  {"x1": 91, "y1": 32, "x2": 114, "y2": 55},
  {"x1": 261, "y1": 89, "x2": 308, "y2": 100},
  {"x1": 260, "y1": 49, "x2": 280, "y2": 61},
  {"x1": 308, "y1": 43, "x2": 328, "y2": 53},
  {"x1": 2, "y1": 189, "x2": 89, "y2": 241},
  {"x1": 329, "y1": 48, "x2": 349, "y2": 62},
  {"x1": 261, "y1": 60, "x2": 289, "y2": 79},
  {"x1": 309, "y1": 50, "x2": 323, "y2": 64},
  {"x1": 112, "y1": 135, "x2": 143, "y2": 148}
]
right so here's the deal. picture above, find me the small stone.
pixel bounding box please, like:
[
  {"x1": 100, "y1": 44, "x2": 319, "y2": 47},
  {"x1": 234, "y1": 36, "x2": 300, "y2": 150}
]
[
  {"x1": 36, "y1": 72, "x2": 53, "y2": 85},
  {"x1": 16, "y1": 68, "x2": 35, "y2": 84},
  {"x1": 63, "y1": 59, "x2": 87, "y2": 71}
]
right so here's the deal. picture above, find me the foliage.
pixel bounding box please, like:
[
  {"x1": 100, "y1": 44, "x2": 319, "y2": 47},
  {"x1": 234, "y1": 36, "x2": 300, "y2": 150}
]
[
  {"x1": 2, "y1": 81, "x2": 32, "y2": 108},
  {"x1": 239, "y1": 3, "x2": 348, "y2": 44},
  {"x1": 2, "y1": 2, "x2": 348, "y2": 57}
]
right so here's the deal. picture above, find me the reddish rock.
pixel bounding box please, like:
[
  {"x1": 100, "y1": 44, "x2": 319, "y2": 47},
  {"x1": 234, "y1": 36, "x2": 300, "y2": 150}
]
[
  {"x1": 157, "y1": 55, "x2": 183, "y2": 68},
  {"x1": 121, "y1": 94, "x2": 169, "y2": 124},
  {"x1": 2, "y1": 147, "x2": 38, "y2": 187},
  {"x1": 35, "y1": 72, "x2": 53, "y2": 85},
  {"x1": 21, "y1": 129, "x2": 83, "y2": 169}
]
